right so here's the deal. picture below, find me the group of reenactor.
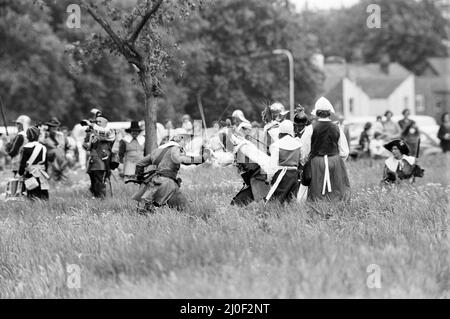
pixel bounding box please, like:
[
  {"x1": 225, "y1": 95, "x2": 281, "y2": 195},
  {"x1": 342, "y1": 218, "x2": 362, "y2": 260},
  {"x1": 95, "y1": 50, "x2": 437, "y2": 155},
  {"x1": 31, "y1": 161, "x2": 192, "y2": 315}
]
[{"x1": 2, "y1": 97, "x2": 425, "y2": 211}]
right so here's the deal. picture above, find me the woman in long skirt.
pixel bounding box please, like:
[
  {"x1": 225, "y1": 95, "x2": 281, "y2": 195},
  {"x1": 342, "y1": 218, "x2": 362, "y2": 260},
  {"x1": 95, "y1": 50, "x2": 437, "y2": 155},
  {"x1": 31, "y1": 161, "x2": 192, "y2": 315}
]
[{"x1": 300, "y1": 97, "x2": 350, "y2": 202}]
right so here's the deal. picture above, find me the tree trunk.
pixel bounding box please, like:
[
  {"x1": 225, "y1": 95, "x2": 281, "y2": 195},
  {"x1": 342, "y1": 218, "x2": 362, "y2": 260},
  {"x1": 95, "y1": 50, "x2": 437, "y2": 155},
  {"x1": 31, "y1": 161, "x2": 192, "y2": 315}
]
[{"x1": 139, "y1": 70, "x2": 158, "y2": 155}]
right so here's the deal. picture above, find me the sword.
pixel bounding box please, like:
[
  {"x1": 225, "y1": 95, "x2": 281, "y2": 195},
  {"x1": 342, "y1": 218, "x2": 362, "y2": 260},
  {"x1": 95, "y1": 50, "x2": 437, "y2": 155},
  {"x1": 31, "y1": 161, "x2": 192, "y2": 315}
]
[{"x1": 0, "y1": 96, "x2": 9, "y2": 136}]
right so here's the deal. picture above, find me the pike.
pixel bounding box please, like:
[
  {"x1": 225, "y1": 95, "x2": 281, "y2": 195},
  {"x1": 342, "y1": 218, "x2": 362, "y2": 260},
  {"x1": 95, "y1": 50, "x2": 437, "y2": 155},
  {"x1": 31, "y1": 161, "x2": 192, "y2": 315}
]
[
  {"x1": 196, "y1": 92, "x2": 208, "y2": 138},
  {"x1": 0, "y1": 96, "x2": 9, "y2": 136}
]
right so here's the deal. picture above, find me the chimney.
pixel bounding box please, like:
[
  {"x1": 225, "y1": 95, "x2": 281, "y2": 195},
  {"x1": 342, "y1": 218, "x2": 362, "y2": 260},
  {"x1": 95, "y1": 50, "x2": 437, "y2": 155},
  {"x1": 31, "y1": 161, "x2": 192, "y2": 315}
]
[{"x1": 380, "y1": 54, "x2": 390, "y2": 75}]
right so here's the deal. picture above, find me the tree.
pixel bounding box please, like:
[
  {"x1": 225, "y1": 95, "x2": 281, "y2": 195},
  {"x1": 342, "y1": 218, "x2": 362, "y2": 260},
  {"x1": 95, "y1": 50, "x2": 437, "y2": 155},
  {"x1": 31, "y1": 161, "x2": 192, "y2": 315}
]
[
  {"x1": 175, "y1": 0, "x2": 323, "y2": 123},
  {"x1": 74, "y1": 0, "x2": 204, "y2": 153},
  {"x1": 306, "y1": 0, "x2": 449, "y2": 74}
]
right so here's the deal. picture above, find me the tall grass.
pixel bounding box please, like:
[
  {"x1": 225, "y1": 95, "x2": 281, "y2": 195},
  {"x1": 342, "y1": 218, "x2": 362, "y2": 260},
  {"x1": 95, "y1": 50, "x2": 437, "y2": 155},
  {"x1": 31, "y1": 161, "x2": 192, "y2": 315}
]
[{"x1": 0, "y1": 154, "x2": 448, "y2": 298}]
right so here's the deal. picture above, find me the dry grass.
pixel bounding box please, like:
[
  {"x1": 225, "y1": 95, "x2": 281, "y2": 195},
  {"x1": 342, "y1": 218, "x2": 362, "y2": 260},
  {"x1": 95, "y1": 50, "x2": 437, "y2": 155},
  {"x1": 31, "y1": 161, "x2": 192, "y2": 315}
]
[{"x1": 0, "y1": 154, "x2": 448, "y2": 298}]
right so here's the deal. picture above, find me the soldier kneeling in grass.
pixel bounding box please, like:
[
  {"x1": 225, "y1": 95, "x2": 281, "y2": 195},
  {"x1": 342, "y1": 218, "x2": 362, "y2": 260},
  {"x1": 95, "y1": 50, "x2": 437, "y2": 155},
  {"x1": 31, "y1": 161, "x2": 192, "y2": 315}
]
[{"x1": 131, "y1": 129, "x2": 210, "y2": 214}]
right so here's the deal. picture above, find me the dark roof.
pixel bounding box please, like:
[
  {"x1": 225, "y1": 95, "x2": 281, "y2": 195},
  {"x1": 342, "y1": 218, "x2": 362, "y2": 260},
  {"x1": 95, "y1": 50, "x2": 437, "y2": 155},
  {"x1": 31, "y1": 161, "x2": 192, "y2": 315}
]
[
  {"x1": 323, "y1": 62, "x2": 412, "y2": 99},
  {"x1": 427, "y1": 57, "x2": 450, "y2": 76}
]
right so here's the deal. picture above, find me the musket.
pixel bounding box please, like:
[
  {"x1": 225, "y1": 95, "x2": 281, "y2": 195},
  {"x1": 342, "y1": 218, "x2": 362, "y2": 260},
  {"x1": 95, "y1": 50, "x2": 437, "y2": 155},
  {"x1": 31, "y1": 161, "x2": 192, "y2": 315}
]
[{"x1": 0, "y1": 96, "x2": 9, "y2": 136}]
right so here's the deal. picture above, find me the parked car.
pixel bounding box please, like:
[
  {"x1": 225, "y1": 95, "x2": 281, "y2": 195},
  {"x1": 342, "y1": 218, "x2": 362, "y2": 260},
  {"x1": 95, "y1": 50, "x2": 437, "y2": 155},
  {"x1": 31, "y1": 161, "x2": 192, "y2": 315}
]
[{"x1": 345, "y1": 115, "x2": 441, "y2": 157}]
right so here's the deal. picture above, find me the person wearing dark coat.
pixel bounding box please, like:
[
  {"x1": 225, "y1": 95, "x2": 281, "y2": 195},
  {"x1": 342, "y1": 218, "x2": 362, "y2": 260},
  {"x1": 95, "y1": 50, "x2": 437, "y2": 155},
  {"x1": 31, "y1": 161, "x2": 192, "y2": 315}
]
[
  {"x1": 399, "y1": 109, "x2": 420, "y2": 155},
  {"x1": 18, "y1": 126, "x2": 49, "y2": 201},
  {"x1": 83, "y1": 116, "x2": 116, "y2": 198},
  {"x1": 5, "y1": 115, "x2": 30, "y2": 176},
  {"x1": 438, "y1": 112, "x2": 450, "y2": 153}
]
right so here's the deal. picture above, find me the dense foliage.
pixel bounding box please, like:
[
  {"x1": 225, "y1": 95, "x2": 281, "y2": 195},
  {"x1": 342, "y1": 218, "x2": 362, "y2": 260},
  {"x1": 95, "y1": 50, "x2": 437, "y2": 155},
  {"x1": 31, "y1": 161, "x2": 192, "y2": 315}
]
[{"x1": 0, "y1": 0, "x2": 447, "y2": 127}]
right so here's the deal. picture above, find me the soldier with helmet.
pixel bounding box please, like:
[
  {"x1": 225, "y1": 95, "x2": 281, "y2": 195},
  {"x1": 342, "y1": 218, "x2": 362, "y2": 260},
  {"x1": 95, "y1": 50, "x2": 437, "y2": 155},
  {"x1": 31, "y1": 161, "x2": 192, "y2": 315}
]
[
  {"x1": 132, "y1": 129, "x2": 210, "y2": 213},
  {"x1": 262, "y1": 102, "x2": 289, "y2": 155}
]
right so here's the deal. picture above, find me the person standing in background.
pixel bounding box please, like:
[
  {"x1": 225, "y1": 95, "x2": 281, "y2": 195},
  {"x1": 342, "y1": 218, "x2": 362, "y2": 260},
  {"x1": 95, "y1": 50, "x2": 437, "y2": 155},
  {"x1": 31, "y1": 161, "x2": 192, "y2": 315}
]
[
  {"x1": 398, "y1": 108, "x2": 420, "y2": 153},
  {"x1": 5, "y1": 115, "x2": 30, "y2": 176},
  {"x1": 181, "y1": 114, "x2": 193, "y2": 135},
  {"x1": 438, "y1": 112, "x2": 450, "y2": 153},
  {"x1": 18, "y1": 126, "x2": 50, "y2": 201},
  {"x1": 118, "y1": 121, "x2": 145, "y2": 182},
  {"x1": 337, "y1": 114, "x2": 351, "y2": 151},
  {"x1": 373, "y1": 115, "x2": 384, "y2": 136},
  {"x1": 382, "y1": 110, "x2": 401, "y2": 140},
  {"x1": 83, "y1": 116, "x2": 116, "y2": 198}
]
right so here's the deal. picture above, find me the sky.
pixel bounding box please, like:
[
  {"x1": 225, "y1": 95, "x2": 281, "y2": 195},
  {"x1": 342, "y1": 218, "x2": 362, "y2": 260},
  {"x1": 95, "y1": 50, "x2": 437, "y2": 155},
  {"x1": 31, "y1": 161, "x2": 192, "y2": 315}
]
[{"x1": 291, "y1": 0, "x2": 360, "y2": 11}]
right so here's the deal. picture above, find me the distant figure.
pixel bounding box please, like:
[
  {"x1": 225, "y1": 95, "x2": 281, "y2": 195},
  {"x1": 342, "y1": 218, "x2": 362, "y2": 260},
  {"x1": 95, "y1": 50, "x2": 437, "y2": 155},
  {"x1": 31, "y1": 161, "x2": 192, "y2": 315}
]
[
  {"x1": 369, "y1": 132, "x2": 386, "y2": 159},
  {"x1": 337, "y1": 114, "x2": 351, "y2": 150},
  {"x1": 83, "y1": 116, "x2": 116, "y2": 198},
  {"x1": 293, "y1": 104, "x2": 311, "y2": 139},
  {"x1": 300, "y1": 97, "x2": 350, "y2": 202},
  {"x1": 382, "y1": 139, "x2": 424, "y2": 184},
  {"x1": 231, "y1": 110, "x2": 251, "y2": 135},
  {"x1": 5, "y1": 115, "x2": 30, "y2": 176},
  {"x1": 41, "y1": 118, "x2": 69, "y2": 182},
  {"x1": 438, "y1": 112, "x2": 450, "y2": 153},
  {"x1": 373, "y1": 115, "x2": 384, "y2": 136},
  {"x1": 18, "y1": 126, "x2": 49, "y2": 201},
  {"x1": 118, "y1": 121, "x2": 145, "y2": 181},
  {"x1": 262, "y1": 102, "x2": 289, "y2": 154},
  {"x1": 181, "y1": 114, "x2": 193, "y2": 135},
  {"x1": 358, "y1": 122, "x2": 372, "y2": 159},
  {"x1": 399, "y1": 108, "x2": 420, "y2": 154},
  {"x1": 382, "y1": 110, "x2": 401, "y2": 140},
  {"x1": 0, "y1": 133, "x2": 7, "y2": 171},
  {"x1": 71, "y1": 123, "x2": 88, "y2": 170}
]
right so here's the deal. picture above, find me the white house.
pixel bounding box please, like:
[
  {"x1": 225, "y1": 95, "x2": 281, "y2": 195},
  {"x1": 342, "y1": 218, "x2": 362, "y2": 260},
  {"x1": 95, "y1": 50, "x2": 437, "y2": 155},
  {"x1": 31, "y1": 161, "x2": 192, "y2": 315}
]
[{"x1": 322, "y1": 61, "x2": 416, "y2": 118}]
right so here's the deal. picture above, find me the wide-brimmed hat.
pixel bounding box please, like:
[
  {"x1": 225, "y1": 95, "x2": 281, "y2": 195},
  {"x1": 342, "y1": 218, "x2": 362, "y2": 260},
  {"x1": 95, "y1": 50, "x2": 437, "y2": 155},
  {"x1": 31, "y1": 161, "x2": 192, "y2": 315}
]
[
  {"x1": 46, "y1": 117, "x2": 61, "y2": 127},
  {"x1": 384, "y1": 139, "x2": 410, "y2": 156},
  {"x1": 125, "y1": 121, "x2": 142, "y2": 133}
]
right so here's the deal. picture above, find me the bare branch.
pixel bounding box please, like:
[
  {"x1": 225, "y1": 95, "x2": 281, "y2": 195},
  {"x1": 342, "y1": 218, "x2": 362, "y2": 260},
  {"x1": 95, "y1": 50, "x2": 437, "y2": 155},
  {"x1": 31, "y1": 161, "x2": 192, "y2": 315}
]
[
  {"x1": 80, "y1": 1, "x2": 143, "y2": 70},
  {"x1": 128, "y1": 0, "x2": 164, "y2": 44}
]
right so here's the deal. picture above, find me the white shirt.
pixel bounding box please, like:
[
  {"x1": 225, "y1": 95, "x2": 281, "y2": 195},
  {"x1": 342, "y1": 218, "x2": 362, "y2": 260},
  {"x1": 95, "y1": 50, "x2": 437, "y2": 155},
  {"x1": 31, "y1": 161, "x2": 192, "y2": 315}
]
[{"x1": 299, "y1": 119, "x2": 349, "y2": 165}]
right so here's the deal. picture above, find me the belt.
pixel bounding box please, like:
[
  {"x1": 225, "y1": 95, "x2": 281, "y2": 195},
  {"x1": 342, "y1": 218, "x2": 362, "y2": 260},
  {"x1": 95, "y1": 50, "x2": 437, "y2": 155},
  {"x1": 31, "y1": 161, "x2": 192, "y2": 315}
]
[{"x1": 265, "y1": 166, "x2": 298, "y2": 202}]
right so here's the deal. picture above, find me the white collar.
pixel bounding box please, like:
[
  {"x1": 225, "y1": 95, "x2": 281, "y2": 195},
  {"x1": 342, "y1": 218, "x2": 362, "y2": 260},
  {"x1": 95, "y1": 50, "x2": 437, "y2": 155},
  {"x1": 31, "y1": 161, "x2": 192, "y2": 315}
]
[
  {"x1": 159, "y1": 141, "x2": 179, "y2": 149},
  {"x1": 272, "y1": 135, "x2": 302, "y2": 151},
  {"x1": 385, "y1": 155, "x2": 416, "y2": 172},
  {"x1": 317, "y1": 118, "x2": 332, "y2": 122},
  {"x1": 123, "y1": 134, "x2": 145, "y2": 145}
]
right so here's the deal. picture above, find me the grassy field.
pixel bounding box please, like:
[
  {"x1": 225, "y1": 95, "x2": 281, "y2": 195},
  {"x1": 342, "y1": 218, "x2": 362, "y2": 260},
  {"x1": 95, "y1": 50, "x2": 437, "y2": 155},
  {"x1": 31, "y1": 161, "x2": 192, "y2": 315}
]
[{"x1": 0, "y1": 154, "x2": 448, "y2": 298}]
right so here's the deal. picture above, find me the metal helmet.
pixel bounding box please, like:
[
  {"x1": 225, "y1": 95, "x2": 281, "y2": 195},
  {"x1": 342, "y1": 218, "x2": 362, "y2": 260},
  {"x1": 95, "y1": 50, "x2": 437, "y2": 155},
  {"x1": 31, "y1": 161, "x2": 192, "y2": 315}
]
[
  {"x1": 15, "y1": 115, "x2": 31, "y2": 127},
  {"x1": 269, "y1": 103, "x2": 289, "y2": 116}
]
